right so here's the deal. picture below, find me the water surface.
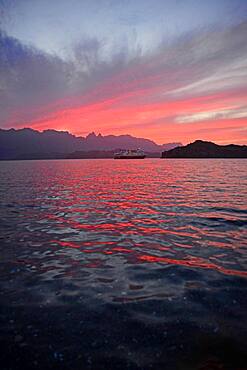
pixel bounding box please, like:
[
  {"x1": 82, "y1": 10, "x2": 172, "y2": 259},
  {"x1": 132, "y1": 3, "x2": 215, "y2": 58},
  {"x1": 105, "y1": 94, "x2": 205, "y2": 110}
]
[{"x1": 0, "y1": 159, "x2": 246, "y2": 369}]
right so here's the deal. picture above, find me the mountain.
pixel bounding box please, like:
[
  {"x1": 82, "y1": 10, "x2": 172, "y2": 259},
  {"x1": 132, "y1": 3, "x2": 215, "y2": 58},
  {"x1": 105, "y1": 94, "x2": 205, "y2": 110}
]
[
  {"x1": 162, "y1": 140, "x2": 247, "y2": 158},
  {"x1": 0, "y1": 128, "x2": 181, "y2": 160}
]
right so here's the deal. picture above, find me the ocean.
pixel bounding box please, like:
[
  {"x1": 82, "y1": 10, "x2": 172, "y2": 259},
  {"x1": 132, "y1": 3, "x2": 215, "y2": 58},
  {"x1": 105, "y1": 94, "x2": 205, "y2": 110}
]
[{"x1": 0, "y1": 158, "x2": 246, "y2": 369}]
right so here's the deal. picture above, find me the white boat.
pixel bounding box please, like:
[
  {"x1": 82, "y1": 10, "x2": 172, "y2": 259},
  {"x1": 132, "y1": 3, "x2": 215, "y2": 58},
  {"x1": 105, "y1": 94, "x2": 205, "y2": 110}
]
[{"x1": 114, "y1": 148, "x2": 146, "y2": 159}]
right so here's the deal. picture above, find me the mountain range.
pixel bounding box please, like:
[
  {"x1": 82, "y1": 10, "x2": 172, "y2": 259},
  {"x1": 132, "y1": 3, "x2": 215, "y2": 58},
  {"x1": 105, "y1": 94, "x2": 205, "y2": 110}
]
[
  {"x1": 0, "y1": 128, "x2": 181, "y2": 160},
  {"x1": 162, "y1": 140, "x2": 247, "y2": 158}
]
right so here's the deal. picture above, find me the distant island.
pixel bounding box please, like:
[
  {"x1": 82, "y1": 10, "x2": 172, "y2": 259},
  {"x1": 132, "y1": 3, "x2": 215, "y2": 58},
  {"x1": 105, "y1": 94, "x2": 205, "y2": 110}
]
[
  {"x1": 162, "y1": 140, "x2": 247, "y2": 158},
  {"x1": 0, "y1": 128, "x2": 181, "y2": 160}
]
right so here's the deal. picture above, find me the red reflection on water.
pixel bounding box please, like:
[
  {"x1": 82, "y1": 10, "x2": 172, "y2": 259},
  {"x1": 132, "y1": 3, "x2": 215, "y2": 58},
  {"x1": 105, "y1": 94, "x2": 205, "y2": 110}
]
[
  {"x1": 112, "y1": 247, "x2": 132, "y2": 253},
  {"x1": 37, "y1": 159, "x2": 247, "y2": 280},
  {"x1": 51, "y1": 238, "x2": 247, "y2": 278},
  {"x1": 51, "y1": 240, "x2": 80, "y2": 249},
  {"x1": 83, "y1": 259, "x2": 105, "y2": 268},
  {"x1": 139, "y1": 254, "x2": 247, "y2": 278}
]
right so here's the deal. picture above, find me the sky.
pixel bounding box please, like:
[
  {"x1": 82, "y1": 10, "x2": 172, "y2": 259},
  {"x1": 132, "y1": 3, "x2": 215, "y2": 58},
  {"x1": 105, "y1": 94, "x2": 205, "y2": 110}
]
[{"x1": 0, "y1": 0, "x2": 247, "y2": 144}]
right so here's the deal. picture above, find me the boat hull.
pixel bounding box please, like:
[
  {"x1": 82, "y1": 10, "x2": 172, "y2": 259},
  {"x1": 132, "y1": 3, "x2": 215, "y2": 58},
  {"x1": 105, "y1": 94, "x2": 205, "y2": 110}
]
[{"x1": 114, "y1": 155, "x2": 146, "y2": 159}]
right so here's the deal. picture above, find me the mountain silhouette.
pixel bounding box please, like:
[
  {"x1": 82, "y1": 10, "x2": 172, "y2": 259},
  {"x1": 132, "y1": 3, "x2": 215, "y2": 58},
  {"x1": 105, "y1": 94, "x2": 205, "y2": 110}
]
[
  {"x1": 162, "y1": 140, "x2": 247, "y2": 158},
  {"x1": 0, "y1": 128, "x2": 181, "y2": 159}
]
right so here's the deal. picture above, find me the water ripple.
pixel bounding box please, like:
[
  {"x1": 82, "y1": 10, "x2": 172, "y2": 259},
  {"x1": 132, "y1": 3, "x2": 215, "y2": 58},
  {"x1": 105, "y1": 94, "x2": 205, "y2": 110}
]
[{"x1": 0, "y1": 159, "x2": 246, "y2": 368}]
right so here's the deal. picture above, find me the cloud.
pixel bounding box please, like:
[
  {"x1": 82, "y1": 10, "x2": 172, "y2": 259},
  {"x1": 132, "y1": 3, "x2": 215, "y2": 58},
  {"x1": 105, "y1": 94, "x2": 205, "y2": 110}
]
[
  {"x1": 0, "y1": 29, "x2": 140, "y2": 126},
  {"x1": 0, "y1": 20, "x2": 247, "y2": 144},
  {"x1": 176, "y1": 106, "x2": 247, "y2": 123},
  {"x1": 0, "y1": 30, "x2": 71, "y2": 122}
]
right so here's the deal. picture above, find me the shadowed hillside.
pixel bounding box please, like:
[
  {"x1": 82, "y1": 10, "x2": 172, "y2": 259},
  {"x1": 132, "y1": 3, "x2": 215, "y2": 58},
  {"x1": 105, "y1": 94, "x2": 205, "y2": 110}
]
[
  {"x1": 0, "y1": 128, "x2": 181, "y2": 160},
  {"x1": 162, "y1": 140, "x2": 247, "y2": 158}
]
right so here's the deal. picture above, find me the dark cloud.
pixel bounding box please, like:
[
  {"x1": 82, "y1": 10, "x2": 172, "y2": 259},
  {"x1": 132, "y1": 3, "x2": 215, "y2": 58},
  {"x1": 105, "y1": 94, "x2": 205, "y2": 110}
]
[{"x1": 0, "y1": 30, "x2": 71, "y2": 123}]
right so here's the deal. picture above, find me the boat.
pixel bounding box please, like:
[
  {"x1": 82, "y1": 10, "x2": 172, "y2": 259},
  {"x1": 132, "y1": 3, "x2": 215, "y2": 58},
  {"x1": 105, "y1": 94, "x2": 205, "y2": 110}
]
[{"x1": 114, "y1": 148, "x2": 146, "y2": 159}]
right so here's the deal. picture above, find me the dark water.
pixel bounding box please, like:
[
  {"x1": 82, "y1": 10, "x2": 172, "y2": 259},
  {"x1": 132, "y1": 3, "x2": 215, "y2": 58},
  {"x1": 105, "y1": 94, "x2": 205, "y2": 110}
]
[{"x1": 0, "y1": 159, "x2": 246, "y2": 370}]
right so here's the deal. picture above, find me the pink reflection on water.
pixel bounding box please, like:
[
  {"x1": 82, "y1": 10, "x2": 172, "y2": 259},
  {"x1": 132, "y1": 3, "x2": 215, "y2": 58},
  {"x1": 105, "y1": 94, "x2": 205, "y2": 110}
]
[
  {"x1": 51, "y1": 239, "x2": 247, "y2": 278},
  {"x1": 23, "y1": 159, "x2": 246, "y2": 280},
  {"x1": 138, "y1": 254, "x2": 247, "y2": 278}
]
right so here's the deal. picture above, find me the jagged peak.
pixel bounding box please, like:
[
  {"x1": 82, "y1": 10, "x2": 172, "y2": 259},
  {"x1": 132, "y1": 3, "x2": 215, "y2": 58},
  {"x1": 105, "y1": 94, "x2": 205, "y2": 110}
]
[{"x1": 86, "y1": 132, "x2": 97, "y2": 138}]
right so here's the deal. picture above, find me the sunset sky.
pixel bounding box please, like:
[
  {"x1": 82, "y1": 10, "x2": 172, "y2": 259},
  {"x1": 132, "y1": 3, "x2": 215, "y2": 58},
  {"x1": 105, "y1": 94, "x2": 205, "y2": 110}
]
[{"x1": 1, "y1": 0, "x2": 247, "y2": 144}]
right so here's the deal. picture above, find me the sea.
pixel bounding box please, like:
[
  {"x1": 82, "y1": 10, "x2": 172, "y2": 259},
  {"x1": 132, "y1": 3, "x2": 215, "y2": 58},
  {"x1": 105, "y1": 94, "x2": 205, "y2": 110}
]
[{"x1": 0, "y1": 158, "x2": 246, "y2": 370}]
